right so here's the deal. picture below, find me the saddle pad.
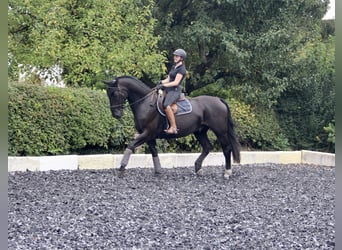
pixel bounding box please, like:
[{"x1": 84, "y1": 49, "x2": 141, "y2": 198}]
[{"x1": 157, "y1": 98, "x2": 192, "y2": 116}]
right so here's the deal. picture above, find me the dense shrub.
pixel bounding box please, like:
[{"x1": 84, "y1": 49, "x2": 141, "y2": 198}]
[
  {"x1": 140, "y1": 97, "x2": 289, "y2": 153},
  {"x1": 9, "y1": 83, "x2": 289, "y2": 156},
  {"x1": 228, "y1": 99, "x2": 289, "y2": 150},
  {"x1": 188, "y1": 85, "x2": 290, "y2": 151},
  {"x1": 8, "y1": 83, "x2": 135, "y2": 156}
]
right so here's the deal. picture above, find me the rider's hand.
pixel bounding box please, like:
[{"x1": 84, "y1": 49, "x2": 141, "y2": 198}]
[{"x1": 156, "y1": 81, "x2": 164, "y2": 90}]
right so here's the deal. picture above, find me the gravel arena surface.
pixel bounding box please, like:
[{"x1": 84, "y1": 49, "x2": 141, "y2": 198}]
[{"x1": 8, "y1": 163, "x2": 335, "y2": 249}]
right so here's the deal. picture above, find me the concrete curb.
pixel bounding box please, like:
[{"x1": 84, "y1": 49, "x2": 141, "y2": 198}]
[
  {"x1": 8, "y1": 150, "x2": 335, "y2": 172},
  {"x1": 301, "y1": 150, "x2": 335, "y2": 166}
]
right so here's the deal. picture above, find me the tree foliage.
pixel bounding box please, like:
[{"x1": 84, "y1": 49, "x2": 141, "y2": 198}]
[
  {"x1": 8, "y1": 0, "x2": 167, "y2": 87},
  {"x1": 276, "y1": 34, "x2": 335, "y2": 152},
  {"x1": 8, "y1": 0, "x2": 335, "y2": 153},
  {"x1": 152, "y1": 0, "x2": 333, "y2": 152},
  {"x1": 153, "y1": 0, "x2": 329, "y2": 106}
]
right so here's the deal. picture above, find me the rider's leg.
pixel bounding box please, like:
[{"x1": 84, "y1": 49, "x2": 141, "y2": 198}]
[{"x1": 164, "y1": 105, "x2": 178, "y2": 134}]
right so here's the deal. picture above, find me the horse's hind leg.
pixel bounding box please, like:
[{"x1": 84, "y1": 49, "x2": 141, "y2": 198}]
[
  {"x1": 216, "y1": 134, "x2": 233, "y2": 179},
  {"x1": 194, "y1": 128, "x2": 213, "y2": 175}
]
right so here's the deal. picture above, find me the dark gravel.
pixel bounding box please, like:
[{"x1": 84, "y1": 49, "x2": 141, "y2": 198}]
[{"x1": 8, "y1": 164, "x2": 335, "y2": 249}]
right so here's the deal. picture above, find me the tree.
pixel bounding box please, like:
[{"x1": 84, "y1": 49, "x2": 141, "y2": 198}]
[
  {"x1": 276, "y1": 34, "x2": 335, "y2": 151},
  {"x1": 153, "y1": 0, "x2": 334, "y2": 152},
  {"x1": 153, "y1": 0, "x2": 329, "y2": 107},
  {"x1": 8, "y1": 0, "x2": 167, "y2": 87}
]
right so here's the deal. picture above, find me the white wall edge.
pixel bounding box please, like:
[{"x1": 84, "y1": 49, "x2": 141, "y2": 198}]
[{"x1": 8, "y1": 150, "x2": 335, "y2": 172}]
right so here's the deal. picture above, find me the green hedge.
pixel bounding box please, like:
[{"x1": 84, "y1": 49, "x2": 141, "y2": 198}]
[
  {"x1": 138, "y1": 97, "x2": 290, "y2": 153},
  {"x1": 229, "y1": 99, "x2": 289, "y2": 151},
  {"x1": 8, "y1": 83, "x2": 290, "y2": 156},
  {"x1": 8, "y1": 83, "x2": 135, "y2": 156},
  {"x1": 188, "y1": 84, "x2": 290, "y2": 152}
]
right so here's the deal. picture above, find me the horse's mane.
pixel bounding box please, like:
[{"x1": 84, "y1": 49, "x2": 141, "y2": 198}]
[{"x1": 117, "y1": 75, "x2": 151, "y2": 91}]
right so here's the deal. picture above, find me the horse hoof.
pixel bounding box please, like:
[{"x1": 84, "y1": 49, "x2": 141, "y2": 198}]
[
  {"x1": 224, "y1": 169, "x2": 232, "y2": 179},
  {"x1": 116, "y1": 169, "x2": 125, "y2": 178},
  {"x1": 154, "y1": 168, "x2": 162, "y2": 175},
  {"x1": 196, "y1": 169, "x2": 203, "y2": 176},
  {"x1": 119, "y1": 166, "x2": 126, "y2": 172}
]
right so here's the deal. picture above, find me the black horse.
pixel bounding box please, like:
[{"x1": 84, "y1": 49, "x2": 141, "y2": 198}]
[{"x1": 103, "y1": 76, "x2": 240, "y2": 178}]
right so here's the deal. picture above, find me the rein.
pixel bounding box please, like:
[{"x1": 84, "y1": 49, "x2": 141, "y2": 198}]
[{"x1": 108, "y1": 87, "x2": 157, "y2": 109}]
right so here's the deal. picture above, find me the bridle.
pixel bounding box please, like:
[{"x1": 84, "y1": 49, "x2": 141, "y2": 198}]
[{"x1": 107, "y1": 86, "x2": 158, "y2": 109}]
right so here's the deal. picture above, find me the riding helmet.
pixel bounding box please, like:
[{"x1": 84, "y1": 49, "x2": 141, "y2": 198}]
[{"x1": 173, "y1": 49, "x2": 187, "y2": 59}]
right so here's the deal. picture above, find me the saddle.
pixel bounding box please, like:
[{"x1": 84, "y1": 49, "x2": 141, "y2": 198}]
[{"x1": 157, "y1": 90, "x2": 192, "y2": 116}]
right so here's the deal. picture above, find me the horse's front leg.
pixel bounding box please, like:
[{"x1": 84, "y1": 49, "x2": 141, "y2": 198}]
[
  {"x1": 119, "y1": 131, "x2": 149, "y2": 171},
  {"x1": 194, "y1": 129, "x2": 213, "y2": 176},
  {"x1": 120, "y1": 148, "x2": 133, "y2": 171},
  {"x1": 147, "y1": 139, "x2": 162, "y2": 174}
]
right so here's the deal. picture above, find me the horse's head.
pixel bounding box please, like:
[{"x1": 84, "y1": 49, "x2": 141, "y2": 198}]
[{"x1": 103, "y1": 78, "x2": 127, "y2": 119}]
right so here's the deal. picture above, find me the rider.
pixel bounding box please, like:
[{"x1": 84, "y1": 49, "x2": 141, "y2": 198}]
[{"x1": 158, "y1": 48, "x2": 187, "y2": 134}]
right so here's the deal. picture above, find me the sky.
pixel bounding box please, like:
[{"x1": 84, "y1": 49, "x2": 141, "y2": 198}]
[{"x1": 322, "y1": 0, "x2": 335, "y2": 20}]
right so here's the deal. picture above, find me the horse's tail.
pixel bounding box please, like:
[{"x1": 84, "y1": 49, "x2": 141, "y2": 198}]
[{"x1": 220, "y1": 98, "x2": 241, "y2": 163}]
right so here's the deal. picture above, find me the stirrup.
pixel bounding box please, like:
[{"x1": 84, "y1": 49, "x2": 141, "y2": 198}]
[{"x1": 164, "y1": 127, "x2": 178, "y2": 134}]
